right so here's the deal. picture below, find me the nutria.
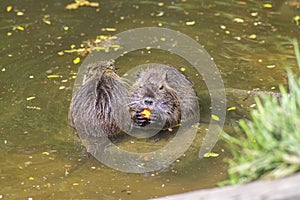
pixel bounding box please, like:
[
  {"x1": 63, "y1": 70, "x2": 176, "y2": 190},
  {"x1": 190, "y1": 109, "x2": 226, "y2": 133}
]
[
  {"x1": 129, "y1": 65, "x2": 199, "y2": 130},
  {"x1": 68, "y1": 61, "x2": 131, "y2": 138}
]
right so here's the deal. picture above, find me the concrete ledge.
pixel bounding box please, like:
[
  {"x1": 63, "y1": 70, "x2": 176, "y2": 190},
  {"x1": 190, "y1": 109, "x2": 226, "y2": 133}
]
[{"x1": 152, "y1": 172, "x2": 300, "y2": 200}]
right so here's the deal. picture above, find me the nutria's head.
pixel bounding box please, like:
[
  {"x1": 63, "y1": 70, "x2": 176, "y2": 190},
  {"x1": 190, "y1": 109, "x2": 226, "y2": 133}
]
[{"x1": 129, "y1": 68, "x2": 181, "y2": 129}]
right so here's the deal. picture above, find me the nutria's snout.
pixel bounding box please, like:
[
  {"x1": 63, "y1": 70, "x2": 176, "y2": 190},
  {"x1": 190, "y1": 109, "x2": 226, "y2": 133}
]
[
  {"x1": 133, "y1": 105, "x2": 162, "y2": 128},
  {"x1": 143, "y1": 97, "x2": 154, "y2": 106},
  {"x1": 131, "y1": 96, "x2": 172, "y2": 129}
]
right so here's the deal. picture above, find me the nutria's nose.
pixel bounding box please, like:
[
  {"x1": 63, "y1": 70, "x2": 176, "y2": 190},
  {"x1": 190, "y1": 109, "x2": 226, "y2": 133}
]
[{"x1": 144, "y1": 98, "x2": 154, "y2": 106}]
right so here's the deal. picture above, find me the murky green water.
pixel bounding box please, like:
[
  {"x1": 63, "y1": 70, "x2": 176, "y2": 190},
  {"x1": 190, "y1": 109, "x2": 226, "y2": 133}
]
[{"x1": 0, "y1": 0, "x2": 299, "y2": 199}]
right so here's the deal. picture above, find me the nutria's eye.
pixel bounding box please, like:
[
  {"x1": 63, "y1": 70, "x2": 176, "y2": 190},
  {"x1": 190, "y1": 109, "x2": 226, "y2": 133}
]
[{"x1": 159, "y1": 85, "x2": 164, "y2": 90}]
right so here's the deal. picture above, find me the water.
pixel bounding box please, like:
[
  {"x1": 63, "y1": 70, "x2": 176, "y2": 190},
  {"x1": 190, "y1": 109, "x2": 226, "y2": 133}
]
[{"x1": 0, "y1": 0, "x2": 299, "y2": 199}]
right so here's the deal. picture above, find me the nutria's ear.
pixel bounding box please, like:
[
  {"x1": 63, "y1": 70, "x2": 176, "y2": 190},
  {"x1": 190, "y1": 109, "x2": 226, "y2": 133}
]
[{"x1": 165, "y1": 70, "x2": 175, "y2": 83}]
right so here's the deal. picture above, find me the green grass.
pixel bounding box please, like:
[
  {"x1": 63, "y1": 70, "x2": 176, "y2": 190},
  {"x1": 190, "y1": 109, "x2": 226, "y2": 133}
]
[{"x1": 220, "y1": 39, "x2": 300, "y2": 185}]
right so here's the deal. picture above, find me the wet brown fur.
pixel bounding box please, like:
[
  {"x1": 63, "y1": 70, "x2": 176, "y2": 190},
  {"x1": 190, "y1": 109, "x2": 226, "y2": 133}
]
[{"x1": 68, "y1": 61, "x2": 130, "y2": 138}]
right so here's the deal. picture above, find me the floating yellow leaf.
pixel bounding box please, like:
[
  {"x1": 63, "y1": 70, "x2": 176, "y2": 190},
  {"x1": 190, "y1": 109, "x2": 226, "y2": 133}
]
[
  {"x1": 72, "y1": 182, "x2": 79, "y2": 186},
  {"x1": 105, "y1": 28, "x2": 117, "y2": 32},
  {"x1": 47, "y1": 75, "x2": 61, "y2": 78},
  {"x1": 26, "y1": 96, "x2": 36, "y2": 101},
  {"x1": 16, "y1": 11, "x2": 24, "y2": 16},
  {"x1": 6, "y1": 6, "x2": 13, "y2": 12},
  {"x1": 250, "y1": 104, "x2": 256, "y2": 108},
  {"x1": 263, "y1": 3, "x2": 272, "y2": 8},
  {"x1": 248, "y1": 34, "x2": 257, "y2": 39},
  {"x1": 158, "y1": 2, "x2": 164, "y2": 6},
  {"x1": 267, "y1": 65, "x2": 275, "y2": 69},
  {"x1": 26, "y1": 106, "x2": 41, "y2": 110},
  {"x1": 42, "y1": 151, "x2": 50, "y2": 156},
  {"x1": 43, "y1": 19, "x2": 52, "y2": 25},
  {"x1": 251, "y1": 12, "x2": 258, "y2": 17},
  {"x1": 204, "y1": 152, "x2": 219, "y2": 158},
  {"x1": 212, "y1": 114, "x2": 220, "y2": 121},
  {"x1": 233, "y1": 18, "x2": 244, "y2": 23},
  {"x1": 73, "y1": 57, "x2": 81, "y2": 64},
  {"x1": 29, "y1": 177, "x2": 35, "y2": 181},
  {"x1": 227, "y1": 106, "x2": 236, "y2": 111},
  {"x1": 63, "y1": 26, "x2": 69, "y2": 31},
  {"x1": 293, "y1": 15, "x2": 300, "y2": 26},
  {"x1": 180, "y1": 67, "x2": 186, "y2": 72},
  {"x1": 16, "y1": 26, "x2": 25, "y2": 31},
  {"x1": 220, "y1": 25, "x2": 226, "y2": 29},
  {"x1": 66, "y1": 0, "x2": 99, "y2": 10},
  {"x1": 186, "y1": 21, "x2": 196, "y2": 26},
  {"x1": 156, "y1": 11, "x2": 164, "y2": 17}
]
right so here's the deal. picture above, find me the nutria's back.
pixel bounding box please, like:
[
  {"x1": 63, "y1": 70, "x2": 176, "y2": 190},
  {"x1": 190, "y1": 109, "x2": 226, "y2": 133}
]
[{"x1": 68, "y1": 61, "x2": 131, "y2": 138}]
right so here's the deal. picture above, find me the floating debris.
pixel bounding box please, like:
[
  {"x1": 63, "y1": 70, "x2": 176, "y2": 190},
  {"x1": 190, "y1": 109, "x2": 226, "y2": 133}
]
[
  {"x1": 42, "y1": 151, "x2": 50, "y2": 156},
  {"x1": 16, "y1": 11, "x2": 24, "y2": 16},
  {"x1": 15, "y1": 26, "x2": 25, "y2": 31},
  {"x1": 47, "y1": 74, "x2": 61, "y2": 78},
  {"x1": 103, "y1": 27, "x2": 117, "y2": 32},
  {"x1": 212, "y1": 114, "x2": 220, "y2": 121},
  {"x1": 63, "y1": 26, "x2": 69, "y2": 31},
  {"x1": 266, "y1": 65, "x2": 276, "y2": 69},
  {"x1": 156, "y1": 11, "x2": 164, "y2": 17},
  {"x1": 6, "y1": 6, "x2": 13, "y2": 12},
  {"x1": 293, "y1": 15, "x2": 300, "y2": 26},
  {"x1": 26, "y1": 106, "x2": 41, "y2": 110},
  {"x1": 263, "y1": 3, "x2": 272, "y2": 8},
  {"x1": 43, "y1": 19, "x2": 51, "y2": 25},
  {"x1": 233, "y1": 18, "x2": 244, "y2": 23},
  {"x1": 63, "y1": 35, "x2": 121, "y2": 57},
  {"x1": 227, "y1": 106, "x2": 236, "y2": 111},
  {"x1": 220, "y1": 25, "x2": 226, "y2": 30},
  {"x1": 186, "y1": 21, "x2": 196, "y2": 26},
  {"x1": 204, "y1": 152, "x2": 220, "y2": 158},
  {"x1": 26, "y1": 96, "x2": 36, "y2": 101},
  {"x1": 158, "y1": 2, "x2": 164, "y2": 6},
  {"x1": 73, "y1": 57, "x2": 81, "y2": 64},
  {"x1": 251, "y1": 12, "x2": 258, "y2": 17},
  {"x1": 248, "y1": 34, "x2": 257, "y2": 39},
  {"x1": 66, "y1": 0, "x2": 99, "y2": 10}
]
